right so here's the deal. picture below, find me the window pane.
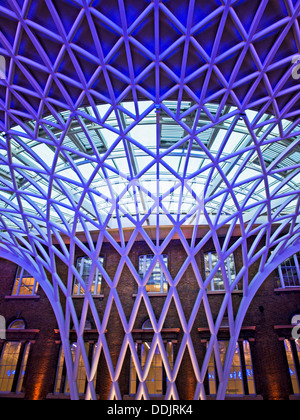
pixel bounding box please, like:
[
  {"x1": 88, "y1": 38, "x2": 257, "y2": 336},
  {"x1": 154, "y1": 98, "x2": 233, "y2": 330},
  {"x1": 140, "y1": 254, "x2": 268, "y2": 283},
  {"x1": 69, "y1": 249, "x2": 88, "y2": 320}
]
[
  {"x1": 20, "y1": 274, "x2": 36, "y2": 295},
  {"x1": 167, "y1": 342, "x2": 173, "y2": 371},
  {"x1": 54, "y1": 347, "x2": 65, "y2": 394},
  {"x1": 243, "y1": 340, "x2": 256, "y2": 395},
  {"x1": 284, "y1": 340, "x2": 300, "y2": 395},
  {"x1": 73, "y1": 257, "x2": 103, "y2": 296},
  {"x1": 130, "y1": 344, "x2": 138, "y2": 395},
  {"x1": 205, "y1": 252, "x2": 237, "y2": 291},
  {"x1": 16, "y1": 343, "x2": 31, "y2": 393},
  {"x1": 8, "y1": 320, "x2": 25, "y2": 329},
  {"x1": 141, "y1": 343, "x2": 162, "y2": 395},
  {"x1": 208, "y1": 348, "x2": 217, "y2": 395},
  {"x1": 0, "y1": 342, "x2": 22, "y2": 393},
  {"x1": 12, "y1": 267, "x2": 38, "y2": 296},
  {"x1": 130, "y1": 342, "x2": 173, "y2": 396},
  {"x1": 279, "y1": 254, "x2": 300, "y2": 288},
  {"x1": 12, "y1": 278, "x2": 19, "y2": 296},
  {"x1": 55, "y1": 342, "x2": 96, "y2": 395},
  {"x1": 139, "y1": 255, "x2": 168, "y2": 293},
  {"x1": 207, "y1": 341, "x2": 253, "y2": 396},
  {"x1": 67, "y1": 343, "x2": 85, "y2": 394},
  {"x1": 65, "y1": 343, "x2": 91, "y2": 395},
  {"x1": 219, "y1": 341, "x2": 244, "y2": 395}
]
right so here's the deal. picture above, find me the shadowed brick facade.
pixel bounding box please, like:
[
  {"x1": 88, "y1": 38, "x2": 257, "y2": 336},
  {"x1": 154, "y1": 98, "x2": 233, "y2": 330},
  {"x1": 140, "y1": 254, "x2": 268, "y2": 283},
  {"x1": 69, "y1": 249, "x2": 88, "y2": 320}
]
[{"x1": 0, "y1": 236, "x2": 299, "y2": 400}]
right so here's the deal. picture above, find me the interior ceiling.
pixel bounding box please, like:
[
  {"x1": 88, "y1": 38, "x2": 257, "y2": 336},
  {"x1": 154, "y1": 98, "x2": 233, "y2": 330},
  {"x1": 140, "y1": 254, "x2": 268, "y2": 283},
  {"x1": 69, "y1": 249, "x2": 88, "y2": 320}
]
[
  {"x1": 0, "y1": 0, "x2": 300, "y2": 403},
  {"x1": 0, "y1": 0, "x2": 299, "y2": 235},
  {"x1": 0, "y1": 0, "x2": 300, "y2": 121}
]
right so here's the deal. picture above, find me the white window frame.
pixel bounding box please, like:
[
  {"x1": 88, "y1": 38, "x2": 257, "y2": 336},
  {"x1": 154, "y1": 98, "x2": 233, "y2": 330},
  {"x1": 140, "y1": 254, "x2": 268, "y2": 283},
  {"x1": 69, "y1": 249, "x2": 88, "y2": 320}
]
[
  {"x1": 278, "y1": 253, "x2": 300, "y2": 288},
  {"x1": 73, "y1": 256, "x2": 104, "y2": 296},
  {"x1": 12, "y1": 267, "x2": 38, "y2": 296},
  {"x1": 138, "y1": 254, "x2": 168, "y2": 294},
  {"x1": 204, "y1": 252, "x2": 237, "y2": 292}
]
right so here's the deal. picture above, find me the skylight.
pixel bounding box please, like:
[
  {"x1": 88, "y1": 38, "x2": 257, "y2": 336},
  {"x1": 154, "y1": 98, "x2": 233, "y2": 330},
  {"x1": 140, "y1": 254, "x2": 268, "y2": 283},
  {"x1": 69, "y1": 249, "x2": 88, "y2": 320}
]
[{"x1": 0, "y1": 101, "x2": 298, "y2": 233}]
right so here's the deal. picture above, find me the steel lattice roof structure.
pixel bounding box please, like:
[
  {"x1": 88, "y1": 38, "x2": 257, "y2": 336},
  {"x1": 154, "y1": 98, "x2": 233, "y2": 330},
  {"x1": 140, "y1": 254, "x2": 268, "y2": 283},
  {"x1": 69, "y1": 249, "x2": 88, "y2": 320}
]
[{"x1": 0, "y1": 0, "x2": 300, "y2": 400}]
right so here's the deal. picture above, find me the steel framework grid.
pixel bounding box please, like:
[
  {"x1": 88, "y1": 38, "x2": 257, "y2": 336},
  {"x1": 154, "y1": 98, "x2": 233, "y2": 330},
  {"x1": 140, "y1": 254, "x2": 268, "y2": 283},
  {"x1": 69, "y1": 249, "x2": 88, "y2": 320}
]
[{"x1": 0, "y1": 0, "x2": 299, "y2": 400}]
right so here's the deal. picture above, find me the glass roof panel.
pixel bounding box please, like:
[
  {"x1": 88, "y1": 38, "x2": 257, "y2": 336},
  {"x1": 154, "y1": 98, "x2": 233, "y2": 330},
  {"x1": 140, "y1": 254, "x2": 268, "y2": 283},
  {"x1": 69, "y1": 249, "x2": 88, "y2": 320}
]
[{"x1": 0, "y1": 101, "x2": 298, "y2": 231}]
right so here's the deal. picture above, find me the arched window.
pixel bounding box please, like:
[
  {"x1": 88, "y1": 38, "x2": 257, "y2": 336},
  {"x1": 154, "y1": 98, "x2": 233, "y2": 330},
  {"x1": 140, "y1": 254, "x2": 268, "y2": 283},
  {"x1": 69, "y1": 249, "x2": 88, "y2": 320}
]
[
  {"x1": 71, "y1": 320, "x2": 93, "y2": 331},
  {"x1": 8, "y1": 319, "x2": 26, "y2": 329},
  {"x1": 142, "y1": 319, "x2": 153, "y2": 330}
]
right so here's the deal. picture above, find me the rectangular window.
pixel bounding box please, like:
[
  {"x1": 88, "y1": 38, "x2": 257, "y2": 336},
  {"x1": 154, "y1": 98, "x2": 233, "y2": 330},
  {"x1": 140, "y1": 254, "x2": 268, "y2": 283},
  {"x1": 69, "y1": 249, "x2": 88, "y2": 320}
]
[
  {"x1": 73, "y1": 257, "x2": 103, "y2": 296},
  {"x1": 284, "y1": 339, "x2": 300, "y2": 395},
  {"x1": 243, "y1": 340, "x2": 256, "y2": 395},
  {"x1": 12, "y1": 267, "x2": 38, "y2": 296},
  {"x1": 204, "y1": 252, "x2": 237, "y2": 292},
  {"x1": 54, "y1": 342, "x2": 97, "y2": 395},
  {"x1": 139, "y1": 255, "x2": 168, "y2": 293},
  {"x1": 278, "y1": 254, "x2": 300, "y2": 288},
  {"x1": 130, "y1": 342, "x2": 173, "y2": 396},
  {"x1": 142, "y1": 343, "x2": 163, "y2": 395},
  {"x1": 0, "y1": 341, "x2": 31, "y2": 394},
  {"x1": 207, "y1": 340, "x2": 255, "y2": 396}
]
